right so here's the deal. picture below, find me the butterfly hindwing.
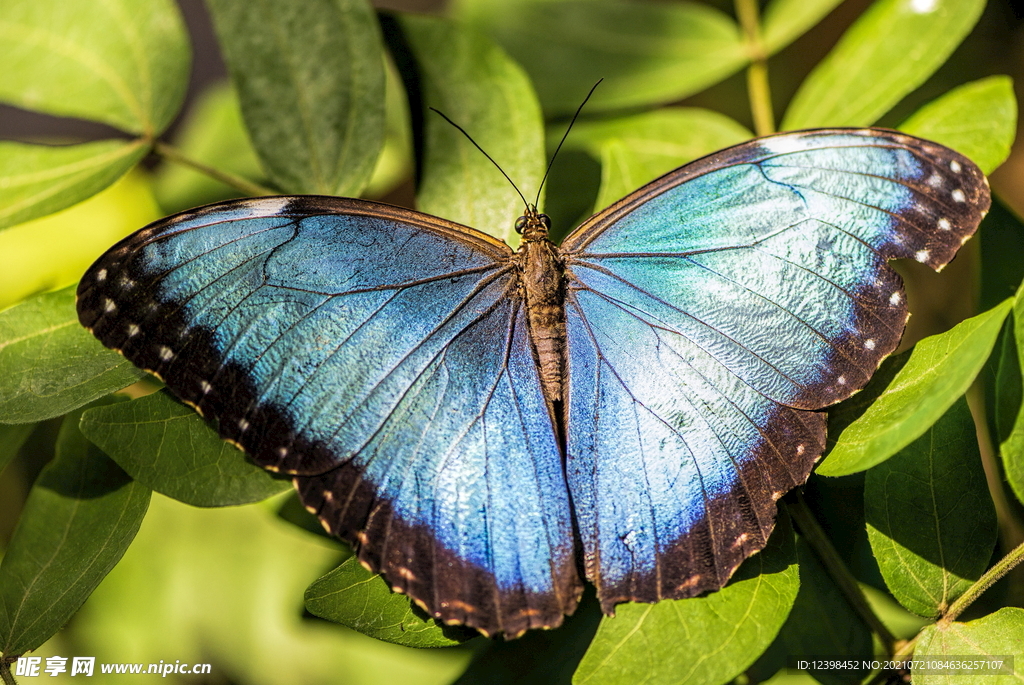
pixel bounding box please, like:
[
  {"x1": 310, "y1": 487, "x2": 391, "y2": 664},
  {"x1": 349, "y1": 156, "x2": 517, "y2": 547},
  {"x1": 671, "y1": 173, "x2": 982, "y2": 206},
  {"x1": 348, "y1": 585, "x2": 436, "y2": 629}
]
[
  {"x1": 77, "y1": 196, "x2": 582, "y2": 637},
  {"x1": 561, "y1": 129, "x2": 988, "y2": 609}
]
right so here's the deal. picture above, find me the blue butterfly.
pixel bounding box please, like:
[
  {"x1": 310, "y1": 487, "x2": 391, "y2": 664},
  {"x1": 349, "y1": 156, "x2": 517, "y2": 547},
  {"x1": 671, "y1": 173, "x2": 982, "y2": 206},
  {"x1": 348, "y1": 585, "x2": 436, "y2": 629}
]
[{"x1": 77, "y1": 128, "x2": 988, "y2": 638}]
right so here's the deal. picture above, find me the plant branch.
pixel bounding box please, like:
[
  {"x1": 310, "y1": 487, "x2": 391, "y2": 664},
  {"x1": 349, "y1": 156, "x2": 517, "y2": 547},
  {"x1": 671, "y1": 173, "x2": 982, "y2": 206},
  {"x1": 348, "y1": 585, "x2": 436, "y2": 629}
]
[
  {"x1": 153, "y1": 141, "x2": 277, "y2": 197},
  {"x1": 784, "y1": 491, "x2": 898, "y2": 655},
  {"x1": 735, "y1": 0, "x2": 775, "y2": 136},
  {"x1": 942, "y1": 537, "x2": 1024, "y2": 623},
  {"x1": 1, "y1": 660, "x2": 17, "y2": 685}
]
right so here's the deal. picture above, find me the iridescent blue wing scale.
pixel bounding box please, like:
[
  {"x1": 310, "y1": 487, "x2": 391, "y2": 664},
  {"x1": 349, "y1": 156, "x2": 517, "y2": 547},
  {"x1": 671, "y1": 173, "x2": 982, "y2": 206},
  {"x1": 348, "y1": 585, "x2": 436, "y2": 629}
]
[
  {"x1": 560, "y1": 129, "x2": 989, "y2": 610},
  {"x1": 77, "y1": 196, "x2": 582, "y2": 637}
]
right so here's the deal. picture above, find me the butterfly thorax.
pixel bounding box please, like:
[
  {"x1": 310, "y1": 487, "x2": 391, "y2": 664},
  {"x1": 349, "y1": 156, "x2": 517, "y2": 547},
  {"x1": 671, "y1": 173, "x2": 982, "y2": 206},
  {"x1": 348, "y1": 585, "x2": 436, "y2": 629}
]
[{"x1": 515, "y1": 206, "x2": 568, "y2": 409}]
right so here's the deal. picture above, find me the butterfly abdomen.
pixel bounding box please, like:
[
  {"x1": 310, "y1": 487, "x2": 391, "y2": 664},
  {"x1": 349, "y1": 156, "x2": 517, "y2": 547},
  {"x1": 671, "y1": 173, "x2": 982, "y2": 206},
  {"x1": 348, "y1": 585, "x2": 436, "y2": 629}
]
[{"x1": 520, "y1": 237, "x2": 568, "y2": 409}]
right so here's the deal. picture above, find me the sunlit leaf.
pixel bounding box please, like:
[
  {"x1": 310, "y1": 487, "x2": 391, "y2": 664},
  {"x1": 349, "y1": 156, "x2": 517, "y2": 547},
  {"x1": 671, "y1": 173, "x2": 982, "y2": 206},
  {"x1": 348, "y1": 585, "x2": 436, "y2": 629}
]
[
  {"x1": 0, "y1": 285, "x2": 144, "y2": 424},
  {"x1": 0, "y1": 0, "x2": 189, "y2": 135},
  {"x1": 0, "y1": 140, "x2": 148, "y2": 231},
  {"x1": 0, "y1": 423, "x2": 35, "y2": 475},
  {"x1": 914, "y1": 607, "x2": 1023, "y2": 683},
  {"x1": 574, "y1": 514, "x2": 798, "y2": 685},
  {"x1": 452, "y1": 0, "x2": 746, "y2": 116},
  {"x1": 761, "y1": 0, "x2": 845, "y2": 54},
  {"x1": 901, "y1": 76, "x2": 1017, "y2": 175},
  {"x1": 0, "y1": 401, "x2": 150, "y2": 656},
  {"x1": 865, "y1": 398, "x2": 997, "y2": 617},
  {"x1": 782, "y1": 0, "x2": 986, "y2": 129},
  {"x1": 390, "y1": 13, "x2": 545, "y2": 247},
  {"x1": 206, "y1": 0, "x2": 386, "y2": 196},
  {"x1": 1000, "y1": 286, "x2": 1024, "y2": 506},
  {"x1": 79, "y1": 391, "x2": 290, "y2": 507},
  {"x1": 818, "y1": 298, "x2": 1013, "y2": 476},
  {"x1": 305, "y1": 556, "x2": 474, "y2": 648}
]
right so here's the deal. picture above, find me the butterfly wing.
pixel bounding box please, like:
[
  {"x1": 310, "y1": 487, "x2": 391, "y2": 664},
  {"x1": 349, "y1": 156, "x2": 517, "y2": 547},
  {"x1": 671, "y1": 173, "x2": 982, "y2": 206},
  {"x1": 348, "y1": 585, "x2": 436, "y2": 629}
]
[
  {"x1": 560, "y1": 129, "x2": 989, "y2": 610},
  {"x1": 77, "y1": 196, "x2": 581, "y2": 637}
]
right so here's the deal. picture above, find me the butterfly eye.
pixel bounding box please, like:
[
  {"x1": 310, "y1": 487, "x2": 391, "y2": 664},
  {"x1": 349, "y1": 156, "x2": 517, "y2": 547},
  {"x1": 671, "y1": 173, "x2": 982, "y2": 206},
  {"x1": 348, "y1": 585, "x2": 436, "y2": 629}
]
[
  {"x1": 539, "y1": 214, "x2": 552, "y2": 230},
  {"x1": 514, "y1": 216, "x2": 528, "y2": 234}
]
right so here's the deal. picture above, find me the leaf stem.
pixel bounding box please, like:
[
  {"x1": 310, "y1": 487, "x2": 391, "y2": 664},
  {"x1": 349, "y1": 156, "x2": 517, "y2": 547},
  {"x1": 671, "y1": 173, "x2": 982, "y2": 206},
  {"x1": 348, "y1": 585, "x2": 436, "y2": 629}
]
[
  {"x1": 735, "y1": 0, "x2": 775, "y2": 135},
  {"x1": 1, "y1": 660, "x2": 17, "y2": 685},
  {"x1": 784, "y1": 491, "x2": 898, "y2": 654},
  {"x1": 153, "y1": 141, "x2": 276, "y2": 197},
  {"x1": 942, "y1": 537, "x2": 1024, "y2": 623}
]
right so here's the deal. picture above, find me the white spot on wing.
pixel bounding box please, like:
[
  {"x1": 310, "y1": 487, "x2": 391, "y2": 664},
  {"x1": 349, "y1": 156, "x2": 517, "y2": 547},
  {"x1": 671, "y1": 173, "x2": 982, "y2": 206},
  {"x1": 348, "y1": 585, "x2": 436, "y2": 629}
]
[
  {"x1": 952, "y1": 188, "x2": 966, "y2": 202},
  {"x1": 915, "y1": 249, "x2": 930, "y2": 262},
  {"x1": 158, "y1": 346, "x2": 174, "y2": 361},
  {"x1": 927, "y1": 173, "x2": 942, "y2": 187},
  {"x1": 950, "y1": 160, "x2": 962, "y2": 173},
  {"x1": 796, "y1": 444, "x2": 805, "y2": 455},
  {"x1": 277, "y1": 446, "x2": 288, "y2": 458},
  {"x1": 890, "y1": 291, "x2": 903, "y2": 305},
  {"x1": 759, "y1": 135, "x2": 807, "y2": 155},
  {"x1": 103, "y1": 298, "x2": 116, "y2": 313},
  {"x1": 938, "y1": 218, "x2": 951, "y2": 230},
  {"x1": 838, "y1": 376, "x2": 847, "y2": 385},
  {"x1": 200, "y1": 380, "x2": 212, "y2": 394},
  {"x1": 96, "y1": 268, "x2": 107, "y2": 282},
  {"x1": 238, "y1": 418, "x2": 249, "y2": 431},
  {"x1": 865, "y1": 339, "x2": 876, "y2": 350},
  {"x1": 127, "y1": 323, "x2": 139, "y2": 337}
]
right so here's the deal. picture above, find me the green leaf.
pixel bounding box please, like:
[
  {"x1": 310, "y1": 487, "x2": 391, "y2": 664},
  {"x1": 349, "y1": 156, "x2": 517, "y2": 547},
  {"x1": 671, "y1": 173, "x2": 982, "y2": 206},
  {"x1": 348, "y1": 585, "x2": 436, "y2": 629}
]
[
  {"x1": 79, "y1": 391, "x2": 290, "y2": 507},
  {"x1": 900, "y1": 76, "x2": 1017, "y2": 175},
  {"x1": 0, "y1": 423, "x2": 35, "y2": 475},
  {"x1": 363, "y1": 58, "x2": 414, "y2": 200},
  {"x1": 0, "y1": 0, "x2": 189, "y2": 135},
  {"x1": 153, "y1": 81, "x2": 265, "y2": 213},
  {"x1": 914, "y1": 607, "x2": 1024, "y2": 683},
  {"x1": 818, "y1": 297, "x2": 1013, "y2": 476},
  {"x1": 573, "y1": 513, "x2": 799, "y2": 685},
  {"x1": 0, "y1": 285, "x2": 145, "y2": 424},
  {"x1": 1000, "y1": 288, "x2": 1024, "y2": 506},
  {"x1": 979, "y1": 199, "x2": 1024, "y2": 313},
  {"x1": 761, "y1": 0, "x2": 845, "y2": 54},
  {"x1": 865, "y1": 397, "x2": 997, "y2": 618},
  {"x1": 562, "y1": 108, "x2": 752, "y2": 212},
  {"x1": 206, "y1": 0, "x2": 386, "y2": 196},
  {"x1": 0, "y1": 140, "x2": 149, "y2": 230},
  {"x1": 305, "y1": 556, "x2": 474, "y2": 648},
  {"x1": 781, "y1": 0, "x2": 986, "y2": 129},
  {"x1": 392, "y1": 13, "x2": 545, "y2": 247},
  {"x1": 455, "y1": 591, "x2": 601, "y2": 684},
  {"x1": 764, "y1": 539, "x2": 873, "y2": 685},
  {"x1": 70, "y1": 493, "x2": 470, "y2": 682},
  {"x1": 0, "y1": 401, "x2": 150, "y2": 657},
  {"x1": 452, "y1": 0, "x2": 747, "y2": 116}
]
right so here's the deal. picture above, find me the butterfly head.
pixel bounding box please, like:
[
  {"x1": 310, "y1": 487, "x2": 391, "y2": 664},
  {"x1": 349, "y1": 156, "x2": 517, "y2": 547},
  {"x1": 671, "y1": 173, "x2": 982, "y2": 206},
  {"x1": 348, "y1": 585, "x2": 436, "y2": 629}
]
[{"x1": 515, "y1": 205, "x2": 552, "y2": 242}]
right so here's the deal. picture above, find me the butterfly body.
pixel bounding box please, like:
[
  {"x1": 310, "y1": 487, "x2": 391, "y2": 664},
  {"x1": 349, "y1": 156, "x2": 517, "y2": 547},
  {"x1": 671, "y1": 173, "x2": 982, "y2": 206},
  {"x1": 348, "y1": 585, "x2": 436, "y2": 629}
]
[{"x1": 77, "y1": 129, "x2": 989, "y2": 638}]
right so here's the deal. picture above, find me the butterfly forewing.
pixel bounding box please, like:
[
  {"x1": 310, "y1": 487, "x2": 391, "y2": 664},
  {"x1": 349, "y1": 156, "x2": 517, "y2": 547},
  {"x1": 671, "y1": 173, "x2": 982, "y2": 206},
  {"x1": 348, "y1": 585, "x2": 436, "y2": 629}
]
[
  {"x1": 77, "y1": 196, "x2": 582, "y2": 637},
  {"x1": 560, "y1": 129, "x2": 988, "y2": 609}
]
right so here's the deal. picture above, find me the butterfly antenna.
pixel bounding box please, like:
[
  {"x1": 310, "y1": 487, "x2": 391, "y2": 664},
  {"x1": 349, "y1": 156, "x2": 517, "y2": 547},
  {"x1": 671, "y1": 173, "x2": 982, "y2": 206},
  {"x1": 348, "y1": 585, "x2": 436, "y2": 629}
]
[
  {"x1": 533, "y1": 79, "x2": 603, "y2": 208},
  {"x1": 428, "y1": 107, "x2": 531, "y2": 210}
]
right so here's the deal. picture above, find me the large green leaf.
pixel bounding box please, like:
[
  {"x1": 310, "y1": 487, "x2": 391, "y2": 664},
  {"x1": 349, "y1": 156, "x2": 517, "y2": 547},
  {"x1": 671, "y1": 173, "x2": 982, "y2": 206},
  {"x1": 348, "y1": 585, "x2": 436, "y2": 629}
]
[
  {"x1": 900, "y1": 76, "x2": 1017, "y2": 176},
  {"x1": 0, "y1": 0, "x2": 189, "y2": 135},
  {"x1": 914, "y1": 607, "x2": 1023, "y2": 683},
  {"x1": 392, "y1": 13, "x2": 545, "y2": 247},
  {"x1": 818, "y1": 298, "x2": 1013, "y2": 476},
  {"x1": 782, "y1": 0, "x2": 986, "y2": 129},
  {"x1": 452, "y1": 0, "x2": 746, "y2": 116},
  {"x1": 573, "y1": 514, "x2": 799, "y2": 685},
  {"x1": 68, "y1": 493, "x2": 469, "y2": 683},
  {"x1": 0, "y1": 140, "x2": 149, "y2": 231},
  {"x1": 305, "y1": 556, "x2": 473, "y2": 648},
  {"x1": 0, "y1": 401, "x2": 150, "y2": 657},
  {"x1": 79, "y1": 391, "x2": 290, "y2": 507},
  {"x1": 562, "y1": 108, "x2": 752, "y2": 212},
  {"x1": 865, "y1": 397, "x2": 997, "y2": 618},
  {"x1": 206, "y1": 0, "x2": 386, "y2": 196},
  {"x1": 0, "y1": 285, "x2": 144, "y2": 424},
  {"x1": 761, "y1": 0, "x2": 845, "y2": 54}
]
